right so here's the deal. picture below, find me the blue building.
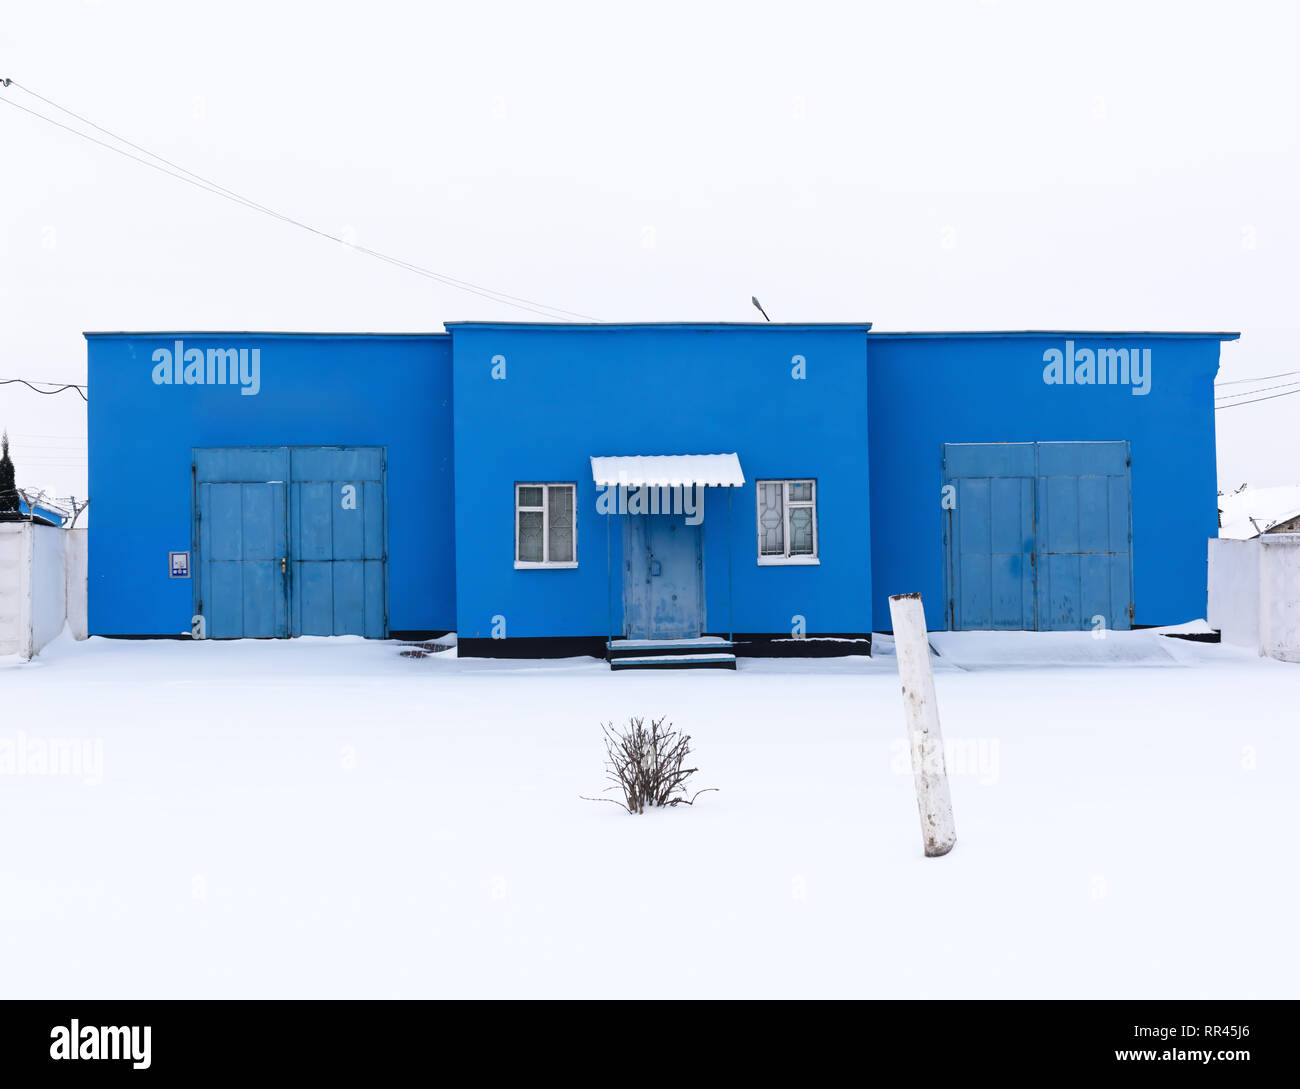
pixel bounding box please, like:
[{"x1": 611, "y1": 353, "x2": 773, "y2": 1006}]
[
  {"x1": 85, "y1": 323, "x2": 1237, "y2": 663},
  {"x1": 86, "y1": 332, "x2": 454, "y2": 640}
]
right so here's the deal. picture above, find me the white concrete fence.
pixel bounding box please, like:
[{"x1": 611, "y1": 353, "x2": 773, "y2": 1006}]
[
  {"x1": 0, "y1": 523, "x2": 87, "y2": 659},
  {"x1": 1208, "y1": 533, "x2": 1300, "y2": 663}
]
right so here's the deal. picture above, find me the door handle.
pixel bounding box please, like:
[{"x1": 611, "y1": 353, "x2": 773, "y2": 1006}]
[{"x1": 281, "y1": 557, "x2": 287, "y2": 574}]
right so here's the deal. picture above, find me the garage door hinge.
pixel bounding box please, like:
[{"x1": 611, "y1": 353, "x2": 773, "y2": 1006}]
[{"x1": 1128, "y1": 602, "x2": 1134, "y2": 620}]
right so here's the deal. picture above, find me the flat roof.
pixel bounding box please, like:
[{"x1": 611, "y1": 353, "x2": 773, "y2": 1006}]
[
  {"x1": 83, "y1": 331, "x2": 450, "y2": 339},
  {"x1": 443, "y1": 321, "x2": 874, "y2": 332},
  {"x1": 83, "y1": 326, "x2": 1240, "y2": 341},
  {"x1": 868, "y1": 329, "x2": 1240, "y2": 341}
]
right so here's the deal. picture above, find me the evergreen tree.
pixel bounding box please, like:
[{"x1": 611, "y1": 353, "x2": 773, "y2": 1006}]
[{"x1": 0, "y1": 431, "x2": 22, "y2": 520}]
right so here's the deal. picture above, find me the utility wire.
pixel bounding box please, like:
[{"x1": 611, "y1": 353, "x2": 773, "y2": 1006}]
[
  {"x1": 1216, "y1": 378, "x2": 1300, "y2": 401},
  {"x1": 0, "y1": 80, "x2": 601, "y2": 322},
  {"x1": 0, "y1": 377, "x2": 88, "y2": 400},
  {"x1": 0, "y1": 89, "x2": 588, "y2": 320},
  {"x1": 0, "y1": 376, "x2": 86, "y2": 389},
  {"x1": 1215, "y1": 369, "x2": 1300, "y2": 386},
  {"x1": 1215, "y1": 386, "x2": 1300, "y2": 410}
]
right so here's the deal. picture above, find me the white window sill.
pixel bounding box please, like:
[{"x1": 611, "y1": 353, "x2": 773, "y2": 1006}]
[
  {"x1": 757, "y1": 556, "x2": 821, "y2": 566},
  {"x1": 514, "y1": 562, "x2": 579, "y2": 570}
]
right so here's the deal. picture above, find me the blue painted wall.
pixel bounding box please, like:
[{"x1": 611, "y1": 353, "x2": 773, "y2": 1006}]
[
  {"x1": 447, "y1": 324, "x2": 872, "y2": 642},
  {"x1": 86, "y1": 332, "x2": 454, "y2": 635},
  {"x1": 867, "y1": 333, "x2": 1230, "y2": 631},
  {"x1": 85, "y1": 323, "x2": 1233, "y2": 644}
]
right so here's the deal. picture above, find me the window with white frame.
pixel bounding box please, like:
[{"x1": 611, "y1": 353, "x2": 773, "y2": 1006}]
[
  {"x1": 515, "y1": 483, "x2": 577, "y2": 568},
  {"x1": 756, "y1": 479, "x2": 818, "y2": 563}
]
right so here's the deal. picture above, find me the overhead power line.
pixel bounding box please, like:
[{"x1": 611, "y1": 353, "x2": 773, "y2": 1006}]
[
  {"x1": 0, "y1": 79, "x2": 601, "y2": 323},
  {"x1": 1215, "y1": 369, "x2": 1300, "y2": 386},
  {"x1": 0, "y1": 377, "x2": 88, "y2": 400},
  {"x1": 1216, "y1": 378, "x2": 1300, "y2": 402},
  {"x1": 1211, "y1": 389, "x2": 1300, "y2": 410}
]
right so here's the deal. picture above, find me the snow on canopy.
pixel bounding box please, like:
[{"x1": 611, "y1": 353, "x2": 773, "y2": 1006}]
[{"x1": 589, "y1": 453, "x2": 745, "y2": 488}]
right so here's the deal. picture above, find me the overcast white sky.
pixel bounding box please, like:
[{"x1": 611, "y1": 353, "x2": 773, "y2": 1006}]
[{"x1": 2, "y1": 0, "x2": 1296, "y2": 503}]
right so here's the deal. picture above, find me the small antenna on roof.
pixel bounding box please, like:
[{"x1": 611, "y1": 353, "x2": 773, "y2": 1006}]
[{"x1": 751, "y1": 296, "x2": 771, "y2": 322}]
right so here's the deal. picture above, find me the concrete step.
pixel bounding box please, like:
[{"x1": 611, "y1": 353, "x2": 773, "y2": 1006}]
[{"x1": 610, "y1": 651, "x2": 736, "y2": 670}]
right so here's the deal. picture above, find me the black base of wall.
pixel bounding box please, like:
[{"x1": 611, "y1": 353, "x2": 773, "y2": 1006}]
[
  {"x1": 1158, "y1": 630, "x2": 1223, "y2": 643},
  {"x1": 1131, "y1": 623, "x2": 1222, "y2": 643},
  {"x1": 97, "y1": 633, "x2": 195, "y2": 641},
  {"x1": 457, "y1": 633, "x2": 872, "y2": 660},
  {"x1": 716, "y1": 633, "x2": 872, "y2": 657},
  {"x1": 93, "y1": 632, "x2": 874, "y2": 657},
  {"x1": 457, "y1": 636, "x2": 608, "y2": 659},
  {"x1": 99, "y1": 631, "x2": 455, "y2": 642}
]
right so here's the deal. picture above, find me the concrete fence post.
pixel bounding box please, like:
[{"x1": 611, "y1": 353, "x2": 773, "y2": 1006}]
[
  {"x1": 19, "y1": 522, "x2": 35, "y2": 661},
  {"x1": 888, "y1": 592, "x2": 957, "y2": 858}
]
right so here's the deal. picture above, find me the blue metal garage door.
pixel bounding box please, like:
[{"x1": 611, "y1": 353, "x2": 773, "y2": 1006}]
[
  {"x1": 943, "y1": 442, "x2": 1133, "y2": 631},
  {"x1": 193, "y1": 447, "x2": 387, "y2": 638}
]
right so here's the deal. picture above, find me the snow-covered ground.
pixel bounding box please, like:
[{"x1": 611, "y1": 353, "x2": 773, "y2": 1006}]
[{"x1": 2, "y1": 630, "x2": 1296, "y2": 998}]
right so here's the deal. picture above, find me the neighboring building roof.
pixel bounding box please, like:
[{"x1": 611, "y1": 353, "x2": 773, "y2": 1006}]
[
  {"x1": 14, "y1": 498, "x2": 62, "y2": 527},
  {"x1": 1218, "y1": 485, "x2": 1300, "y2": 539}
]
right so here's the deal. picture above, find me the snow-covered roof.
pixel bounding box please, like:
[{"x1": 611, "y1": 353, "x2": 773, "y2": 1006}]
[
  {"x1": 1218, "y1": 484, "x2": 1300, "y2": 539},
  {"x1": 590, "y1": 453, "x2": 745, "y2": 488}
]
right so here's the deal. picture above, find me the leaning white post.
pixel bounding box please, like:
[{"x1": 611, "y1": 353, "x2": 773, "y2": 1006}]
[{"x1": 888, "y1": 592, "x2": 956, "y2": 857}]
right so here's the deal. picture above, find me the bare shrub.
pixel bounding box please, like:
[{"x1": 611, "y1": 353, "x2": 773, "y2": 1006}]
[{"x1": 583, "y1": 716, "x2": 716, "y2": 814}]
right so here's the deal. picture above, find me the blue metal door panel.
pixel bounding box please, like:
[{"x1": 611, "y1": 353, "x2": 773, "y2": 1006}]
[
  {"x1": 1035, "y1": 441, "x2": 1132, "y2": 631},
  {"x1": 197, "y1": 480, "x2": 288, "y2": 638},
  {"x1": 944, "y1": 441, "x2": 1133, "y2": 632},
  {"x1": 623, "y1": 515, "x2": 649, "y2": 638},
  {"x1": 288, "y1": 447, "x2": 385, "y2": 637},
  {"x1": 194, "y1": 446, "x2": 291, "y2": 485},
  {"x1": 946, "y1": 447, "x2": 1035, "y2": 630},
  {"x1": 295, "y1": 558, "x2": 334, "y2": 635},
  {"x1": 944, "y1": 441, "x2": 1036, "y2": 478},
  {"x1": 622, "y1": 514, "x2": 703, "y2": 639}
]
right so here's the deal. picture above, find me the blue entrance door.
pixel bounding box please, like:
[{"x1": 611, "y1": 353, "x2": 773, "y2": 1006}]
[
  {"x1": 289, "y1": 447, "x2": 386, "y2": 637},
  {"x1": 194, "y1": 446, "x2": 386, "y2": 639},
  {"x1": 943, "y1": 442, "x2": 1132, "y2": 631},
  {"x1": 623, "y1": 514, "x2": 704, "y2": 639}
]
